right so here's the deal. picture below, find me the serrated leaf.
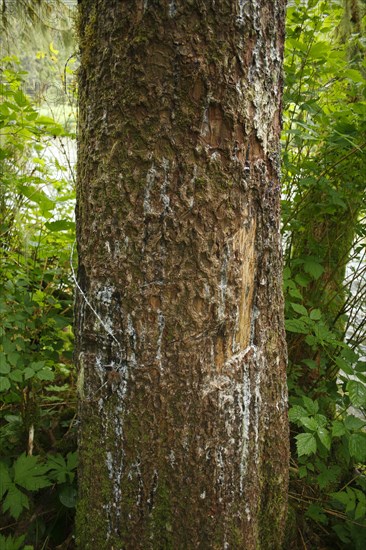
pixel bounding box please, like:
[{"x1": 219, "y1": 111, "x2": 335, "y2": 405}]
[
  {"x1": 0, "y1": 534, "x2": 26, "y2": 550},
  {"x1": 36, "y1": 368, "x2": 54, "y2": 381},
  {"x1": 347, "y1": 380, "x2": 366, "y2": 408},
  {"x1": 285, "y1": 319, "x2": 308, "y2": 334},
  {"x1": 317, "y1": 465, "x2": 341, "y2": 489},
  {"x1": 344, "y1": 415, "x2": 366, "y2": 431},
  {"x1": 288, "y1": 405, "x2": 308, "y2": 422},
  {"x1": 23, "y1": 367, "x2": 35, "y2": 380},
  {"x1": 296, "y1": 432, "x2": 317, "y2": 456},
  {"x1": 66, "y1": 451, "x2": 78, "y2": 472},
  {"x1": 9, "y1": 369, "x2": 23, "y2": 382},
  {"x1": 332, "y1": 420, "x2": 346, "y2": 437},
  {"x1": 0, "y1": 355, "x2": 10, "y2": 374},
  {"x1": 2, "y1": 483, "x2": 29, "y2": 519},
  {"x1": 317, "y1": 427, "x2": 331, "y2": 450},
  {"x1": 349, "y1": 433, "x2": 366, "y2": 463},
  {"x1": 298, "y1": 465, "x2": 307, "y2": 478},
  {"x1": 299, "y1": 416, "x2": 318, "y2": 431},
  {"x1": 335, "y1": 356, "x2": 353, "y2": 375},
  {"x1": 305, "y1": 503, "x2": 328, "y2": 524},
  {"x1": 355, "y1": 501, "x2": 366, "y2": 521},
  {"x1": 310, "y1": 309, "x2": 321, "y2": 320},
  {"x1": 303, "y1": 260, "x2": 324, "y2": 280},
  {"x1": 302, "y1": 396, "x2": 319, "y2": 415},
  {"x1": 14, "y1": 453, "x2": 51, "y2": 491},
  {"x1": 313, "y1": 414, "x2": 327, "y2": 428},
  {"x1": 291, "y1": 303, "x2": 308, "y2": 316},
  {"x1": 0, "y1": 377, "x2": 11, "y2": 392},
  {"x1": 45, "y1": 220, "x2": 75, "y2": 232}
]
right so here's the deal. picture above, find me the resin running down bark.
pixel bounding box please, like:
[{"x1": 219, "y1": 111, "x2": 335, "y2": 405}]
[{"x1": 76, "y1": 1, "x2": 289, "y2": 548}]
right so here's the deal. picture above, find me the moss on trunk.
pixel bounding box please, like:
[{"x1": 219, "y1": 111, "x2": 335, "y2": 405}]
[{"x1": 76, "y1": 1, "x2": 288, "y2": 548}]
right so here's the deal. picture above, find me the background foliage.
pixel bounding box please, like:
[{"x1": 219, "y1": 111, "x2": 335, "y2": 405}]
[{"x1": 0, "y1": 0, "x2": 365, "y2": 548}]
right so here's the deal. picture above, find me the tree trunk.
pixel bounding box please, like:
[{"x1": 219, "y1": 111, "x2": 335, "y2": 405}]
[{"x1": 76, "y1": 1, "x2": 288, "y2": 548}]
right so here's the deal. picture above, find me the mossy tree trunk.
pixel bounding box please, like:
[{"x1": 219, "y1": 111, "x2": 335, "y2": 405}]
[{"x1": 76, "y1": 1, "x2": 288, "y2": 548}]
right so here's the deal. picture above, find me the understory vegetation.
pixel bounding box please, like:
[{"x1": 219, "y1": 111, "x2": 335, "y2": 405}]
[{"x1": 0, "y1": 0, "x2": 365, "y2": 548}]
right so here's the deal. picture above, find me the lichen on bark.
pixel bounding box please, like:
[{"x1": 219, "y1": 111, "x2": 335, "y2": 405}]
[{"x1": 76, "y1": 1, "x2": 289, "y2": 548}]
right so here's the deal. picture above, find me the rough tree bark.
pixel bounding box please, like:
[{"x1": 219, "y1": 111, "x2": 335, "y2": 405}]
[{"x1": 76, "y1": 1, "x2": 288, "y2": 548}]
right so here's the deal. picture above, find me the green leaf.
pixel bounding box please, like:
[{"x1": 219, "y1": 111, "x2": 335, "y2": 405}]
[
  {"x1": 349, "y1": 434, "x2": 366, "y2": 463},
  {"x1": 332, "y1": 420, "x2": 346, "y2": 437},
  {"x1": 347, "y1": 380, "x2": 366, "y2": 408},
  {"x1": 13, "y1": 454, "x2": 51, "y2": 491},
  {"x1": 36, "y1": 368, "x2": 54, "y2": 381},
  {"x1": 299, "y1": 416, "x2": 318, "y2": 431},
  {"x1": 302, "y1": 396, "x2": 319, "y2": 415},
  {"x1": 2, "y1": 483, "x2": 29, "y2": 519},
  {"x1": 288, "y1": 405, "x2": 308, "y2": 422},
  {"x1": 317, "y1": 427, "x2": 331, "y2": 450},
  {"x1": 309, "y1": 309, "x2": 321, "y2": 320},
  {"x1": 0, "y1": 534, "x2": 26, "y2": 550},
  {"x1": 296, "y1": 432, "x2": 317, "y2": 456},
  {"x1": 285, "y1": 319, "x2": 308, "y2": 334},
  {"x1": 317, "y1": 465, "x2": 341, "y2": 489},
  {"x1": 59, "y1": 485, "x2": 77, "y2": 508},
  {"x1": 45, "y1": 220, "x2": 75, "y2": 232},
  {"x1": 303, "y1": 260, "x2": 324, "y2": 280},
  {"x1": 0, "y1": 355, "x2": 10, "y2": 374},
  {"x1": 0, "y1": 377, "x2": 11, "y2": 392},
  {"x1": 291, "y1": 303, "x2": 308, "y2": 316},
  {"x1": 344, "y1": 415, "x2": 366, "y2": 431},
  {"x1": 9, "y1": 369, "x2": 23, "y2": 382},
  {"x1": 305, "y1": 503, "x2": 328, "y2": 524},
  {"x1": 23, "y1": 367, "x2": 35, "y2": 380}
]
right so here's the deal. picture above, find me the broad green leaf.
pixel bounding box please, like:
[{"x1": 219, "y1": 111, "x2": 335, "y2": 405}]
[
  {"x1": 291, "y1": 303, "x2": 308, "y2": 316},
  {"x1": 285, "y1": 319, "x2": 308, "y2": 334},
  {"x1": 9, "y1": 369, "x2": 23, "y2": 382},
  {"x1": 309, "y1": 309, "x2": 321, "y2": 320},
  {"x1": 2, "y1": 483, "x2": 29, "y2": 519},
  {"x1": 45, "y1": 220, "x2": 75, "y2": 232},
  {"x1": 332, "y1": 420, "x2": 346, "y2": 437},
  {"x1": 13, "y1": 454, "x2": 51, "y2": 491},
  {"x1": 23, "y1": 367, "x2": 35, "y2": 380},
  {"x1": 355, "y1": 500, "x2": 366, "y2": 521},
  {"x1": 335, "y1": 356, "x2": 353, "y2": 375},
  {"x1": 288, "y1": 405, "x2": 308, "y2": 423},
  {"x1": 295, "y1": 432, "x2": 317, "y2": 457},
  {"x1": 36, "y1": 368, "x2": 54, "y2": 381},
  {"x1": 344, "y1": 415, "x2": 366, "y2": 431},
  {"x1": 0, "y1": 377, "x2": 11, "y2": 392},
  {"x1": 305, "y1": 503, "x2": 328, "y2": 524},
  {"x1": 0, "y1": 355, "x2": 10, "y2": 374},
  {"x1": 59, "y1": 485, "x2": 77, "y2": 508},
  {"x1": 303, "y1": 260, "x2": 324, "y2": 280},
  {"x1": 349, "y1": 434, "x2": 366, "y2": 463},
  {"x1": 347, "y1": 381, "x2": 366, "y2": 408},
  {"x1": 302, "y1": 396, "x2": 318, "y2": 415},
  {"x1": 299, "y1": 416, "x2": 318, "y2": 431},
  {"x1": 317, "y1": 427, "x2": 331, "y2": 450},
  {"x1": 317, "y1": 465, "x2": 341, "y2": 489},
  {"x1": 0, "y1": 534, "x2": 26, "y2": 550}
]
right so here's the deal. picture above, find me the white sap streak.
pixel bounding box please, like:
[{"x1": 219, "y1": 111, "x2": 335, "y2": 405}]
[
  {"x1": 127, "y1": 314, "x2": 137, "y2": 367},
  {"x1": 156, "y1": 309, "x2": 165, "y2": 372},
  {"x1": 161, "y1": 158, "x2": 171, "y2": 212},
  {"x1": 239, "y1": 357, "x2": 251, "y2": 494},
  {"x1": 168, "y1": 0, "x2": 176, "y2": 17},
  {"x1": 218, "y1": 245, "x2": 230, "y2": 321},
  {"x1": 144, "y1": 163, "x2": 156, "y2": 215}
]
